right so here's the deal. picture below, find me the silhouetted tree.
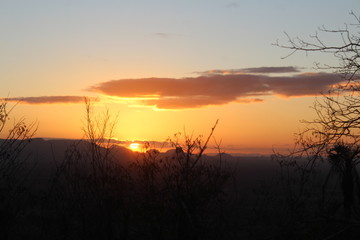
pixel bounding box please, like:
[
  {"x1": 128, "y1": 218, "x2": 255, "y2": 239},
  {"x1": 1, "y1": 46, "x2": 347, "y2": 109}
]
[
  {"x1": 326, "y1": 143, "x2": 360, "y2": 218},
  {"x1": 270, "y1": 11, "x2": 360, "y2": 238},
  {"x1": 275, "y1": 11, "x2": 360, "y2": 145}
]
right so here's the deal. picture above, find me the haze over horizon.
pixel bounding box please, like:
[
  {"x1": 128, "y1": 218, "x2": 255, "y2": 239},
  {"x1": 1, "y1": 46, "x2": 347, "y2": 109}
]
[{"x1": 1, "y1": 0, "x2": 359, "y2": 155}]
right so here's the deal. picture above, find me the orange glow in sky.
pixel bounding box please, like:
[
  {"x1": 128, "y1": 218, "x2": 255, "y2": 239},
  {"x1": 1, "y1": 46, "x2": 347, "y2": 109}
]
[{"x1": 2, "y1": 1, "x2": 358, "y2": 155}]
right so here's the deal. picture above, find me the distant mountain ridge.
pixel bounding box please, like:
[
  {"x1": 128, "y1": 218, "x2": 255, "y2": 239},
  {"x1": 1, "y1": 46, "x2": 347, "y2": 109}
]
[{"x1": 1, "y1": 138, "x2": 278, "y2": 192}]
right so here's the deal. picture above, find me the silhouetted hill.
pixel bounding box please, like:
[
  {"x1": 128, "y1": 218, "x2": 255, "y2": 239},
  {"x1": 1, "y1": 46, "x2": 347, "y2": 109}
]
[
  {"x1": 4, "y1": 138, "x2": 280, "y2": 192},
  {"x1": 15, "y1": 138, "x2": 277, "y2": 175},
  {"x1": 5, "y1": 138, "x2": 137, "y2": 189},
  {"x1": 20, "y1": 138, "x2": 137, "y2": 164}
]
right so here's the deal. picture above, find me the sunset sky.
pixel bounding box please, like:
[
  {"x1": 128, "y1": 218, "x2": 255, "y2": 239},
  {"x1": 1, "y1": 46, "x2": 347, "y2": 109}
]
[{"x1": 1, "y1": 0, "x2": 359, "y2": 154}]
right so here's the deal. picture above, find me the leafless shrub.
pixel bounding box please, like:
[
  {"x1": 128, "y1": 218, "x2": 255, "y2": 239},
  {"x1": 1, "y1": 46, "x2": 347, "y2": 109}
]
[
  {"x1": 129, "y1": 120, "x2": 230, "y2": 239},
  {"x1": 46, "y1": 98, "x2": 130, "y2": 240},
  {"x1": 0, "y1": 98, "x2": 37, "y2": 240}
]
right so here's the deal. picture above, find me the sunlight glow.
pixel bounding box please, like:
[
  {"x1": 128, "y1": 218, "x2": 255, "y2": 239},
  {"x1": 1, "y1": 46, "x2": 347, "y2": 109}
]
[{"x1": 129, "y1": 143, "x2": 140, "y2": 150}]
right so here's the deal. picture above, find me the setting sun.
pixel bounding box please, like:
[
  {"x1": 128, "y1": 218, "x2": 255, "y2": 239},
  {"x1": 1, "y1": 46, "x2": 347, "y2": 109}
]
[{"x1": 129, "y1": 143, "x2": 140, "y2": 151}]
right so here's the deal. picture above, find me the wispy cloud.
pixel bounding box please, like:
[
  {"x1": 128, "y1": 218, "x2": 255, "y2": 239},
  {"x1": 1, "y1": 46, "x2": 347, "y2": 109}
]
[
  {"x1": 89, "y1": 67, "x2": 342, "y2": 109},
  {"x1": 154, "y1": 32, "x2": 171, "y2": 39},
  {"x1": 6, "y1": 96, "x2": 87, "y2": 104},
  {"x1": 242, "y1": 66, "x2": 301, "y2": 74},
  {"x1": 196, "y1": 66, "x2": 300, "y2": 75},
  {"x1": 226, "y1": 2, "x2": 239, "y2": 8}
]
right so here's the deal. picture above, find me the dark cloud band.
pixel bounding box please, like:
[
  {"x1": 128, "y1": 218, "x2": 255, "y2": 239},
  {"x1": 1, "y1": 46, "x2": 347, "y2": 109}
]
[
  {"x1": 89, "y1": 69, "x2": 342, "y2": 109},
  {"x1": 196, "y1": 66, "x2": 301, "y2": 75},
  {"x1": 5, "y1": 67, "x2": 343, "y2": 110},
  {"x1": 6, "y1": 96, "x2": 87, "y2": 104}
]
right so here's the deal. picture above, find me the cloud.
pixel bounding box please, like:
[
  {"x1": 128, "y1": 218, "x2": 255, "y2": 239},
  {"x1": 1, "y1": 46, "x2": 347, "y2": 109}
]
[
  {"x1": 241, "y1": 66, "x2": 301, "y2": 74},
  {"x1": 234, "y1": 98, "x2": 264, "y2": 103},
  {"x1": 196, "y1": 66, "x2": 300, "y2": 75},
  {"x1": 226, "y1": 2, "x2": 239, "y2": 8},
  {"x1": 154, "y1": 32, "x2": 171, "y2": 39},
  {"x1": 7, "y1": 67, "x2": 341, "y2": 109},
  {"x1": 89, "y1": 68, "x2": 342, "y2": 109},
  {"x1": 6, "y1": 96, "x2": 87, "y2": 104}
]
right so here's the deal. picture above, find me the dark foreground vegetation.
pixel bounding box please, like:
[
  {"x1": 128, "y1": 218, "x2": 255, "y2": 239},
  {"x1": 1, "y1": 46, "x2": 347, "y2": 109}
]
[{"x1": 1, "y1": 119, "x2": 360, "y2": 240}]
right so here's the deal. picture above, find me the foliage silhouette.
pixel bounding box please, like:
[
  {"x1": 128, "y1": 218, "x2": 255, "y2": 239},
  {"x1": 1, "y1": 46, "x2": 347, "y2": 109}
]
[
  {"x1": 42, "y1": 99, "x2": 230, "y2": 240},
  {"x1": 325, "y1": 143, "x2": 360, "y2": 218},
  {"x1": 129, "y1": 121, "x2": 229, "y2": 239},
  {"x1": 0, "y1": 98, "x2": 37, "y2": 240}
]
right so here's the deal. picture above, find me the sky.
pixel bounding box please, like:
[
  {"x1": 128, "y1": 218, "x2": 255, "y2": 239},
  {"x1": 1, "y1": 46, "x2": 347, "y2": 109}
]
[{"x1": 1, "y1": 0, "x2": 359, "y2": 154}]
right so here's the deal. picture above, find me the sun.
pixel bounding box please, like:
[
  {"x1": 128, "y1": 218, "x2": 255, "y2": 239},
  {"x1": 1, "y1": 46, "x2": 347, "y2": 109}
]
[{"x1": 129, "y1": 143, "x2": 140, "y2": 151}]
